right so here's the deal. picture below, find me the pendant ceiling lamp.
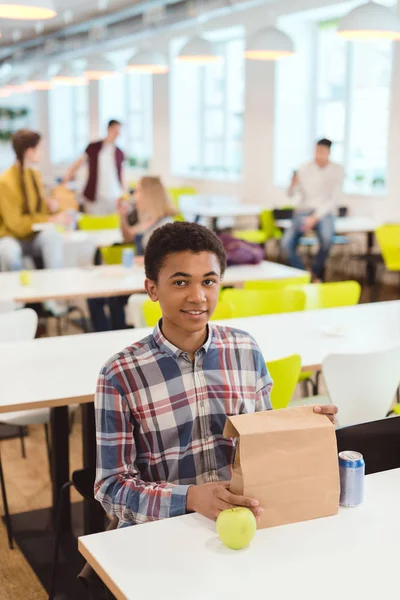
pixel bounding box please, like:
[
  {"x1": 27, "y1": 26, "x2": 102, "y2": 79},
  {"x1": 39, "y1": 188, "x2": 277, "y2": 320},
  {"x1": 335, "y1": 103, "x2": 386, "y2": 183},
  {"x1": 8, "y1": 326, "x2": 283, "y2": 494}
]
[
  {"x1": 52, "y1": 64, "x2": 87, "y2": 86},
  {"x1": 245, "y1": 26, "x2": 295, "y2": 60},
  {"x1": 27, "y1": 68, "x2": 52, "y2": 90},
  {"x1": 0, "y1": 0, "x2": 56, "y2": 20},
  {"x1": 4, "y1": 75, "x2": 30, "y2": 94},
  {"x1": 126, "y1": 50, "x2": 169, "y2": 74},
  {"x1": 338, "y1": 1, "x2": 400, "y2": 40},
  {"x1": 177, "y1": 35, "x2": 221, "y2": 64},
  {"x1": 84, "y1": 56, "x2": 115, "y2": 79}
]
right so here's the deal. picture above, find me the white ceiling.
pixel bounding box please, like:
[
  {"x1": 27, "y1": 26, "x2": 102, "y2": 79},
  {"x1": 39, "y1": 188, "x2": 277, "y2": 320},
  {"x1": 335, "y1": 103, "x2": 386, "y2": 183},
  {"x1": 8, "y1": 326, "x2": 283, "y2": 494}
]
[{"x1": 0, "y1": 0, "x2": 140, "y2": 45}]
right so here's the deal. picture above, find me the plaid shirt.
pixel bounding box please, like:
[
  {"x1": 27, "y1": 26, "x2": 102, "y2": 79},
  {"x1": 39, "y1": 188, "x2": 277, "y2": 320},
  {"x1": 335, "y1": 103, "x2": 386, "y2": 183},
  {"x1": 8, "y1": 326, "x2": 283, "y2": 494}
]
[{"x1": 95, "y1": 322, "x2": 272, "y2": 527}]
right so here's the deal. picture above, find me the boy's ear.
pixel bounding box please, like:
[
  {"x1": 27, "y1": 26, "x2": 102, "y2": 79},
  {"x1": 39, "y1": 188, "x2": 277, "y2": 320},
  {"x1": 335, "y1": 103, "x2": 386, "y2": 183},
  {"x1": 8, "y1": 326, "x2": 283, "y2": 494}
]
[{"x1": 145, "y1": 278, "x2": 158, "y2": 302}]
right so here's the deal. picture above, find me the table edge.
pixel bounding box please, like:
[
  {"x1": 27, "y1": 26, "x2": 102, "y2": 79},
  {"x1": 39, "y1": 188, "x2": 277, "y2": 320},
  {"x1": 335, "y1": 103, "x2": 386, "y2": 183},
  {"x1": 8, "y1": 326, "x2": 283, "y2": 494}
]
[
  {"x1": 0, "y1": 394, "x2": 94, "y2": 414},
  {"x1": 78, "y1": 538, "x2": 128, "y2": 600}
]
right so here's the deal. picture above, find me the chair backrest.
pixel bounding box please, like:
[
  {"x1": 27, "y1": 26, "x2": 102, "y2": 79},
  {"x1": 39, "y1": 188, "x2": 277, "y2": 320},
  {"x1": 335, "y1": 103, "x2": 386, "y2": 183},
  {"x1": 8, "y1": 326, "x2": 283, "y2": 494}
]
[
  {"x1": 222, "y1": 288, "x2": 306, "y2": 318},
  {"x1": 100, "y1": 245, "x2": 135, "y2": 265},
  {"x1": 336, "y1": 417, "x2": 400, "y2": 475},
  {"x1": 167, "y1": 187, "x2": 196, "y2": 209},
  {"x1": 323, "y1": 345, "x2": 400, "y2": 428},
  {"x1": 78, "y1": 214, "x2": 120, "y2": 230},
  {"x1": 244, "y1": 274, "x2": 311, "y2": 292},
  {"x1": 288, "y1": 281, "x2": 361, "y2": 310},
  {"x1": 376, "y1": 225, "x2": 400, "y2": 271},
  {"x1": 267, "y1": 354, "x2": 302, "y2": 410},
  {"x1": 259, "y1": 210, "x2": 276, "y2": 238},
  {"x1": 0, "y1": 308, "x2": 38, "y2": 342},
  {"x1": 142, "y1": 299, "x2": 233, "y2": 327}
]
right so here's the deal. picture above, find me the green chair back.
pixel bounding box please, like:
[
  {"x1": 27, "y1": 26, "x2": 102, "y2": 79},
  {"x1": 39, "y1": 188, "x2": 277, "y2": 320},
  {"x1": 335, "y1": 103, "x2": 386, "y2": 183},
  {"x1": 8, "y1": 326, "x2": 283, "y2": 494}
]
[
  {"x1": 100, "y1": 245, "x2": 135, "y2": 265},
  {"x1": 78, "y1": 214, "x2": 120, "y2": 230},
  {"x1": 143, "y1": 300, "x2": 233, "y2": 327},
  {"x1": 267, "y1": 354, "x2": 302, "y2": 410},
  {"x1": 222, "y1": 288, "x2": 306, "y2": 318},
  {"x1": 244, "y1": 274, "x2": 311, "y2": 291},
  {"x1": 288, "y1": 281, "x2": 361, "y2": 310},
  {"x1": 259, "y1": 210, "x2": 276, "y2": 238},
  {"x1": 167, "y1": 187, "x2": 196, "y2": 210},
  {"x1": 376, "y1": 225, "x2": 400, "y2": 271}
]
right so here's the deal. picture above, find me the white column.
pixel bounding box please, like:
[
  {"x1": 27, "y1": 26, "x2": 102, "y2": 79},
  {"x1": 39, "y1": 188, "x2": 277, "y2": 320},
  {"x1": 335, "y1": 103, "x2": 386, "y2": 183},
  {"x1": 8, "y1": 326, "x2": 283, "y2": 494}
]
[
  {"x1": 88, "y1": 79, "x2": 100, "y2": 141},
  {"x1": 242, "y1": 21, "x2": 276, "y2": 206},
  {"x1": 151, "y1": 71, "x2": 170, "y2": 181},
  {"x1": 35, "y1": 89, "x2": 52, "y2": 178}
]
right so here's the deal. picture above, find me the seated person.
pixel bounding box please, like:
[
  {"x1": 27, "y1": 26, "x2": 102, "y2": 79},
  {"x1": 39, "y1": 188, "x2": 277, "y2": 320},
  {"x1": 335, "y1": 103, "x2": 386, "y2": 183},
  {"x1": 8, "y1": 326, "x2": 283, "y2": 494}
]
[
  {"x1": 0, "y1": 129, "x2": 71, "y2": 314},
  {"x1": 88, "y1": 176, "x2": 176, "y2": 332},
  {"x1": 95, "y1": 221, "x2": 338, "y2": 527}
]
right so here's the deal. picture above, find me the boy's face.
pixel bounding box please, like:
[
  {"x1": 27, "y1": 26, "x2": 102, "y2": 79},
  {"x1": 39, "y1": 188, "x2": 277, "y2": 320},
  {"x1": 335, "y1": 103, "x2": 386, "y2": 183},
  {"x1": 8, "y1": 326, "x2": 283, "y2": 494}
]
[{"x1": 145, "y1": 250, "x2": 221, "y2": 334}]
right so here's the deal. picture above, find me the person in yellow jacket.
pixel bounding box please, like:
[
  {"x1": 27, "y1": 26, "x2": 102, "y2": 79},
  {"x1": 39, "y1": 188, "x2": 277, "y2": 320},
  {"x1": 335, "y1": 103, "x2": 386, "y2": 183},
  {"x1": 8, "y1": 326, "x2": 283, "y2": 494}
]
[{"x1": 0, "y1": 129, "x2": 71, "y2": 273}]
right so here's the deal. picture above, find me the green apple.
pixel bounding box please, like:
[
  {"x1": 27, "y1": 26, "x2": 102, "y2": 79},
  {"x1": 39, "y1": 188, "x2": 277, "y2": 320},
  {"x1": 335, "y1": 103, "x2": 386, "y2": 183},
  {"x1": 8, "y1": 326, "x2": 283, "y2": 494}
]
[
  {"x1": 216, "y1": 507, "x2": 257, "y2": 550},
  {"x1": 19, "y1": 270, "x2": 31, "y2": 286}
]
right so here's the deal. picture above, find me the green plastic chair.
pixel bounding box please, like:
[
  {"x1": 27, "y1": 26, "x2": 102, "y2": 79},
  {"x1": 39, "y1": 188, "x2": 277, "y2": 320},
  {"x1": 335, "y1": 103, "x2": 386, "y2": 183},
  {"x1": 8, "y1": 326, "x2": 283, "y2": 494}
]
[
  {"x1": 233, "y1": 210, "x2": 282, "y2": 245},
  {"x1": 376, "y1": 225, "x2": 400, "y2": 271},
  {"x1": 143, "y1": 299, "x2": 233, "y2": 327},
  {"x1": 167, "y1": 187, "x2": 197, "y2": 210},
  {"x1": 221, "y1": 288, "x2": 306, "y2": 318},
  {"x1": 267, "y1": 354, "x2": 302, "y2": 410},
  {"x1": 244, "y1": 274, "x2": 311, "y2": 291},
  {"x1": 78, "y1": 214, "x2": 120, "y2": 230},
  {"x1": 100, "y1": 245, "x2": 135, "y2": 265},
  {"x1": 288, "y1": 281, "x2": 361, "y2": 311}
]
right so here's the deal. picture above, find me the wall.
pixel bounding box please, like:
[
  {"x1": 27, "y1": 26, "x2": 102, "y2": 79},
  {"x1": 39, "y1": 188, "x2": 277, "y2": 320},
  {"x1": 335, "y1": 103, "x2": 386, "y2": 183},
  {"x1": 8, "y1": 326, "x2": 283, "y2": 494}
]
[{"x1": 30, "y1": 0, "x2": 400, "y2": 220}]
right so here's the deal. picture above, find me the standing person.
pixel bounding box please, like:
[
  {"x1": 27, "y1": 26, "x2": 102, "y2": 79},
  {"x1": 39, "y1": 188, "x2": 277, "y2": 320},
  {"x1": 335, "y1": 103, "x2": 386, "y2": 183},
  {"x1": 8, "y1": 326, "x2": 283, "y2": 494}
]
[
  {"x1": 88, "y1": 176, "x2": 176, "y2": 332},
  {"x1": 63, "y1": 119, "x2": 124, "y2": 215},
  {"x1": 282, "y1": 139, "x2": 345, "y2": 282},
  {"x1": 94, "y1": 221, "x2": 339, "y2": 529},
  {"x1": 0, "y1": 129, "x2": 71, "y2": 314}
]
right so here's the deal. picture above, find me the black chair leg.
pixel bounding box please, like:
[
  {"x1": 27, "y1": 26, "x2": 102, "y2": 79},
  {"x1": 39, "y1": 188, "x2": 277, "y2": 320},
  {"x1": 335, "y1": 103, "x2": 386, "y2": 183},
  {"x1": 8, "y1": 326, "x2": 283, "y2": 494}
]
[
  {"x1": 48, "y1": 481, "x2": 73, "y2": 600},
  {"x1": 0, "y1": 458, "x2": 14, "y2": 549},
  {"x1": 19, "y1": 426, "x2": 26, "y2": 458}
]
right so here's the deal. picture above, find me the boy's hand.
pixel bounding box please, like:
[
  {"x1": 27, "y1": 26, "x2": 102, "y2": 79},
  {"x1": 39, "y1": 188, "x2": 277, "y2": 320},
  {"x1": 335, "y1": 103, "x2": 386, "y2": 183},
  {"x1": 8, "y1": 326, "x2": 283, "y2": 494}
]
[{"x1": 186, "y1": 482, "x2": 263, "y2": 522}]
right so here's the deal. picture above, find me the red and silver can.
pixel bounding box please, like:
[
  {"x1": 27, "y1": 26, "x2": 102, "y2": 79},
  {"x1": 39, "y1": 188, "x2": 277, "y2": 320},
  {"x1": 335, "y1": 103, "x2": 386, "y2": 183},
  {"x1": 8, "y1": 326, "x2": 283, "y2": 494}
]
[{"x1": 339, "y1": 450, "x2": 365, "y2": 507}]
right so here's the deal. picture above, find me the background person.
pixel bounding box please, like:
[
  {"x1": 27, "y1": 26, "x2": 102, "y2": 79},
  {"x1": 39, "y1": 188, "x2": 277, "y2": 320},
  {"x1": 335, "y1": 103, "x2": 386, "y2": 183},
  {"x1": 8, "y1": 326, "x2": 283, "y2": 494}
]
[
  {"x1": 63, "y1": 119, "x2": 124, "y2": 215},
  {"x1": 88, "y1": 176, "x2": 176, "y2": 332},
  {"x1": 282, "y1": 138, "x2": 345, "y2": 282}
]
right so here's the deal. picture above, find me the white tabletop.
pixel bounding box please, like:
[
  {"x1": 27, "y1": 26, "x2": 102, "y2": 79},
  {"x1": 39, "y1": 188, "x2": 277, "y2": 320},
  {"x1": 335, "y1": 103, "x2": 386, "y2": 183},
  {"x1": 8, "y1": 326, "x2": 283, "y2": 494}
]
[
  {"x1": 0, "y1": 301, "x2": 398, "y2": 413},
  {"x1": 275, "y1": 216, "x2": 380, "y2": 235},
  {"x1": 179, "y1": 195, "x2": 262, "y2": 219},
  {"x1": 78, "y1": 468, "x2": 400, "y2": 600},
  {"x1": 0, "y1": 261, "x2": 306, "y2": 303},
  {"x1": 62, "y1": 229, "x2": 123, "y2": 248}
]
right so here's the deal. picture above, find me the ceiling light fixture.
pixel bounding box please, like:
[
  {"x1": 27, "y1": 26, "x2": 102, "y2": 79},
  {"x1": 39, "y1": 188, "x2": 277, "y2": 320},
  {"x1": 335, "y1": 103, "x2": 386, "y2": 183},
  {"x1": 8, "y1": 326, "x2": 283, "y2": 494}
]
[
  {"x1": 126, "y1": 50, "x2": 169, "y2": 74},
  {"x1": 338, "y1": 1, "x2": 400, "y2": 41},
  {"x1": 0, "y1": 0, "x2": 56, "y2": 20},
  {"x1": 245, "y1": 26, "x2": 295, "y2": 60},
  {"x1": 27, "y1": 68, "x2": 52, "y2": 90},
  {"x1": 84, "y1": 56, "x2": 115, "y2": 79},
  {"x1": 177, "y1": 36, "x2": 221, "y2": 64},
  {"x1": 52, "y1": 64, "x2": 87, "y2": 86}
]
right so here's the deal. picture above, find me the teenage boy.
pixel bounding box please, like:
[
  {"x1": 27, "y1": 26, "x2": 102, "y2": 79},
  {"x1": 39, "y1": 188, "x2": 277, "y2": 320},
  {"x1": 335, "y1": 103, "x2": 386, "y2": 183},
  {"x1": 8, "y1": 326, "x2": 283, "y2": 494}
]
[{"x1": 95, "y1": 222, "x2": 338, "y2": 526}]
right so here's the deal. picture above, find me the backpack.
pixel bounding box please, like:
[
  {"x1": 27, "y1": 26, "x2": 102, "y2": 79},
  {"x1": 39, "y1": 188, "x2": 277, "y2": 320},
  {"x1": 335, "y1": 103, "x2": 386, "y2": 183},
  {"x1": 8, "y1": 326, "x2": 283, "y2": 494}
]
[{"x1": 218, "y1": 232, "x2": 264, "y2": 266}]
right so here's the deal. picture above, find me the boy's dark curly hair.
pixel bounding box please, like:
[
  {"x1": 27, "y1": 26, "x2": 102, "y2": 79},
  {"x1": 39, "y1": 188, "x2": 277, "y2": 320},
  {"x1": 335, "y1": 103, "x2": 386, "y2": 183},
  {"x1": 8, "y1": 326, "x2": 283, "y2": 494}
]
[{"x1": 144, "y1": 221, "x2": 227, "y2": 282}]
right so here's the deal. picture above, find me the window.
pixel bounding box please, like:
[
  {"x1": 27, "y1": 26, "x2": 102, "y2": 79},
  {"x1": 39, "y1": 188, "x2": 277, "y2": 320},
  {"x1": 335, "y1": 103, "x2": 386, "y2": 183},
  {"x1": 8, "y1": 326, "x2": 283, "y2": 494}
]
[
  {"x1": 126, "y1": 72, "x2": 152, "y2": 168},
  {"x1": 99, "y1": 72, "x2": 153, "y2": 167},
  {"x1": 316, "y1": 20, "x2": 392, "y2": 193},
  {"x1": 171, "y1": 31, "x2": 245, "y2": 180},
  {"x1": 49, "y1": 84, "x2": 89, "y2": 164}
]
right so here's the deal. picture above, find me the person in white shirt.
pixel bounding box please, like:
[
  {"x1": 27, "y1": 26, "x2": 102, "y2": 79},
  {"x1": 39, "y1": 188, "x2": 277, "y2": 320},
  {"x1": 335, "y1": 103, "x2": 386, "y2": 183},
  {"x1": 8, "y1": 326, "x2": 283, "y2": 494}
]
[
  {"x1": 282, "y1": 138, "x2": 345, "y2": 282},
  {"x1": 63, "y1": 120, "x2": 125, "y2": 214}
]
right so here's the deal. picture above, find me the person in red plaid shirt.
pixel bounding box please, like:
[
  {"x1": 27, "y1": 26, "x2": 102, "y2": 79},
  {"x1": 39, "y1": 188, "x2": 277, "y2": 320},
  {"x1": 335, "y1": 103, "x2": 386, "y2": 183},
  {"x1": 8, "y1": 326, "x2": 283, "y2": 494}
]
[{"x1": 94, "y1": 222, "x2": 338, "y2": 527}]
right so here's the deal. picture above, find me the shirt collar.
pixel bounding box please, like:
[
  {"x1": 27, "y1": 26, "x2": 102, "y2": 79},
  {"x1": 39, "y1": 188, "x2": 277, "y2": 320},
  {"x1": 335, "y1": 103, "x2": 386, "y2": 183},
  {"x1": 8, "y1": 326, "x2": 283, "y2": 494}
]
[{"x1": 152, "y1": 320, "x2": 214, "y2": 359}]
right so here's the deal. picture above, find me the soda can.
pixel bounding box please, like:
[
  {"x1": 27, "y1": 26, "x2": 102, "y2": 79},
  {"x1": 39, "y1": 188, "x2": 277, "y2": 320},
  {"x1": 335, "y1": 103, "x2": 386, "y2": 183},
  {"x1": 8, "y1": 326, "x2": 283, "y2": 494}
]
[
  {"x1": 122, "y1": 247, "x2": 135, "y2": 268},
  {"x1": 339, "y1": 450, "x2": 365, "y2": 507}
]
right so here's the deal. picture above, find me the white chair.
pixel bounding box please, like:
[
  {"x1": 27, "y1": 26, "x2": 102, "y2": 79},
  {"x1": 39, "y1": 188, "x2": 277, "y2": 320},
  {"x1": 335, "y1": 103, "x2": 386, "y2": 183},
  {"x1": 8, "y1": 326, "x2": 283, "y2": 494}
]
[
  {"x1": 322, "y1": 345, "x2": 400, "y2": 428},
  {"x1": 0, "y1": 309, "x2": 78, "y2": 457}
]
